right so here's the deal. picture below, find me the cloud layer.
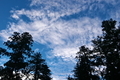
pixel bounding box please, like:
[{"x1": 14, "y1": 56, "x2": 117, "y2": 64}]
[{"x1": 1, "y1": 0, "x2": 120, "y2": 80}]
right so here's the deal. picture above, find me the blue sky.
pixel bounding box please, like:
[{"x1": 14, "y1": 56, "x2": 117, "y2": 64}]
[{"x1": 0, "y1": 0, "x2": 120, "y2": 80}]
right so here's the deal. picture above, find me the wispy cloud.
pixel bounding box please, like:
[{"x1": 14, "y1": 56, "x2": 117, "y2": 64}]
[
  {"x1": 0, "y1": 17, "x2": 102, "y2": 56},
  {"x1": 0, "y1": 0, "x2": 120, "y2": 79}
]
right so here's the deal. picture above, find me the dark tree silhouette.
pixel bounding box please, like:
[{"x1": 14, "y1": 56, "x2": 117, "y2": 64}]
[
  {"x1": 73, "y1": 46, "x2": 92, "y2": 80},
  {"x1": 72, "y1": 46, "x2": 100, "y2": 80},
  {"x1": 28, "y1": 52, "x2": 52, "y2": 80},
  {"x1": 0, "y1": 32, "x2": 33, "y2": 80},
  {"x1": 92, "y1": 19, "x2": 120, "y2": 80},
  {"x1": 68, "y1": 19, "x2": 120, "y2": 80},
  {"x1": 0, "y1": 32, "x2": 52, "y2": 80}
]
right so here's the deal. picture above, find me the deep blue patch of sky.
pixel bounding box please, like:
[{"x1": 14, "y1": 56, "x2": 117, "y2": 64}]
[
  {"x1": 60, "y1": 1, "x2": 115, "y2": 21},
  {"x1": 0, "y1": 0, "x2": 30, "y2": 30},
  {"x1": 32, "y1": 42, "x2": 52, "y2": 59}
]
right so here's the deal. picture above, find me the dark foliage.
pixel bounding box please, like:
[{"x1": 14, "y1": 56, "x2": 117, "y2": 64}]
[
  {"x1": 0, "y1": 32, "x2": 52, "y2": 80},
  {"x1": 92, "y1": 19, "x2": 120, "y2": 80},
  {"x1": 28, "y1": 52, "x2": 52, "y2": 80},
  {"x1": 72, "y1": 46, "x2": 100, "y2": 80},
  {"x1": 69, "y1": 19, "x2": 120, "y2": 80},
  {"x1": 0, "y1": 32, "x2": 33, "y2": 79},
  {"x1": 74, "y1": 46, "x2": 92, "y2": 80}
]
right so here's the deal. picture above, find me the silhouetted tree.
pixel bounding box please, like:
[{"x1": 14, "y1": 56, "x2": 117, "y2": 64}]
[
  {"x1": 68, "y1": 19, "x2": 120, "y2": 80},
  {"x1": 92, "y1": 19, "x2": 120, "y2": 80},
  {"x1": 0, "y1": 32, "x2": 33, "y2": 80},
  {"x1": 74, "y1": 46, "x2": 91, "y2": 80},
  {"x1": 28, "y1": 52, "x2": 52, "y2": 80},
  {"x1": 73, "y1": 46, "x2": 100, "y2": 80}
]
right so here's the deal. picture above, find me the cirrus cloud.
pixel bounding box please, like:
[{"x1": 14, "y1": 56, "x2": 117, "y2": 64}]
[{"x1": 1, "y1": 0, "x2": 120, "y2": 80}]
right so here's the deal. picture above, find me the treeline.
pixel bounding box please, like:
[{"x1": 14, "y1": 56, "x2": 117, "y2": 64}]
[
  {"x1": 0, "y1": 32, "x2": 51, "y2": 80},
  {"x1": 0, "y1": 19, "x2": 120, "y2": 80},
  {"x1": 67, "y1": 19, "x2": 120, "y2": 80}
]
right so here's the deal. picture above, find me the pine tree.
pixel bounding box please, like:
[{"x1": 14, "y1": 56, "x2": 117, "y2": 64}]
[
  {"x1": 0, "y1": 32, "x2": 33, "y2": 80},
  {"x1": 69, "y1": 19, "x2": 120, "y2": 80},
  {"x1": 92, "y1": 19, "x2": 120, "y2": 80},
  {"x1": 73, "y1": 46, "x2": 100, "y2": 80},
  {"x1": 28, "y1": 52, "x2": 52, "y2": 80}
]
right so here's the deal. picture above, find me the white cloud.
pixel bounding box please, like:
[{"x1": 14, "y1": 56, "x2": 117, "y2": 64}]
[
  {"x1": 11, "y1": 0, "x2": 108, "y2": 22},
  {"x1": 0, "y1": 17, "x2": 102, "y2": 56},
  {"x1": 52, "y1": 75, "x2": 65, "y2": 80},
  {"x1": 1, "y1": 0, "x2": 120, "y2": 79},
  {"x1": 0, "y1": 16, "x2": 102, "y2": 79}
]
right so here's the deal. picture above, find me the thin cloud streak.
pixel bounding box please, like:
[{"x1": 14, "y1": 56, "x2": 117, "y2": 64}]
[
  {"x1": 0, "y1": 17, "x2": 101, "y2": 80},
  {"x1": 0, "y1": 17, "x2": 102, "y2": 57},
  {"x1": 1, "y1": 0, "x2": 120, "y2": 80}
]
